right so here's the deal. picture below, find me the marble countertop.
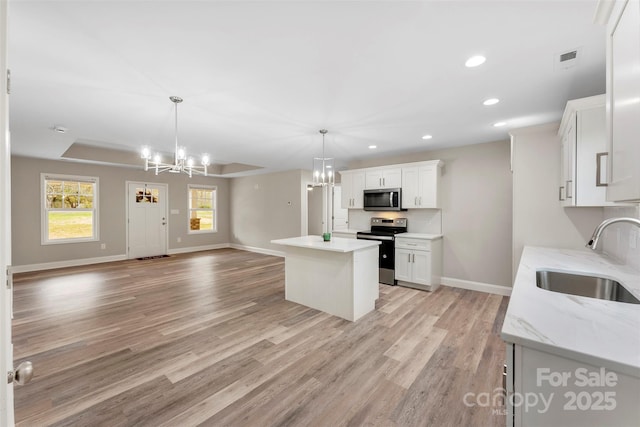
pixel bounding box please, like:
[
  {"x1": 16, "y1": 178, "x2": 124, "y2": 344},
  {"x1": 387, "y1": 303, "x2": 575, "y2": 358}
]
[
  {"x1": 396, "y1": 233, "x2": 443, "y2": 240},
  {"x1": 502, "y1": 246, "x2": 640, "y2": 378},
  {"x1": 271, "y1": 235, "x2": 380, "y2": 253}
]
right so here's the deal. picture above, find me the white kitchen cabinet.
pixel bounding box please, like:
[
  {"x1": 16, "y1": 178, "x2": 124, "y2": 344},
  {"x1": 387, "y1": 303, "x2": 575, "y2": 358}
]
[
  {"x1": 558, "y1": 95, "x2": 619, "y2": 207},
  {"x1": 339, "y1": 170, "x2": 365, "y2": 209},
  {"x1": 364, "y1": 167, "x2": 402, "y2": 189},
  {"x1": 401, "y1": 161, "x2": 442, "y2": 209},
  {"x1": 604, "y1": 0, "x2": 640, "y2": 202},
  {"x1": 505, "y1": 343, "x2": 639, "y2": 427},
  {"x1": 394, "y1": 235, "x2": 442, "y2": 291}
]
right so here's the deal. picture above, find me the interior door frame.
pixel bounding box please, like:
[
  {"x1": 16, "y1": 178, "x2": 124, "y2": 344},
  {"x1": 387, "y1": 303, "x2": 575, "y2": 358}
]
[
  {"x1": 125, "y1": 181, "x2": 169, "y2": 259},
  {"x1": 1, "y1": 0, "x2": 13, "y2": 423}
]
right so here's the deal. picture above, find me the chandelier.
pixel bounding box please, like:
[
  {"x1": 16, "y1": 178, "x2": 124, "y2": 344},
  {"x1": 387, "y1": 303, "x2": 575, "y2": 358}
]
[
  {"x1": 141, "y1": 96, "x2": 210, "y2": 177},
  {"x1": 313, "y1": 129, "x2": 334, "y2": 186}
]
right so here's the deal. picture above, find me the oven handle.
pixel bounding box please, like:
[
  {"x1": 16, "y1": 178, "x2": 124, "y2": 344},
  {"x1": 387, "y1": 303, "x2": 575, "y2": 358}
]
[{"x1": 357, "y1": 235, "x2": 394, "y2": 241}]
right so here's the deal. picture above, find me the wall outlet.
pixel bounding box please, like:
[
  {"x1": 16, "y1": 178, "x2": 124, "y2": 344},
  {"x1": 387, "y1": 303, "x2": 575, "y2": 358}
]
[
  {"x1": 177, "y1": 237, "x2": 181, "y2": 243},
  {"x1": 100, "y1": 243, "x2": 106, "y2": 250}
]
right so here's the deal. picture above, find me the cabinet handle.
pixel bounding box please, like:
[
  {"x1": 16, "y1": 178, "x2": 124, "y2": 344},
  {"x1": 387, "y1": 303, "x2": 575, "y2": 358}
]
[
  {"x1": 596, "y1": 152, "x2": 608, "y2": 187},
  {"x1": 419, "y1": 197, "x2": 422, "y2": 206},
  {"x1": 415, "y1": 197, "x2": 417, "y2": 205},
  {"x1": 558, "y1": 186, "x2": 565, "y2": 201},
  {"x1": 566, "y1": 180, "x2": 573, "y2": 199},
  {"x1": 408, "y1": 254, "x2": 411, "y2": 263},
  {"x1": 503, "y1": 364, "x2": 507, "y2": 391}
]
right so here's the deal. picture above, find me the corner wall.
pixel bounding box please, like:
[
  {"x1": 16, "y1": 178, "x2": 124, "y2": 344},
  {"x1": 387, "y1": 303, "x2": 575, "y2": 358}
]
[
  {"x1": 230, "y1": 169, "x2": 310, "y2": 253},
  {"x1": 349, "y1": 139, "x2": 513, "y2": 287},
  {"x1": 511, "y1": 123, "x2": 604, "y2": 277}
]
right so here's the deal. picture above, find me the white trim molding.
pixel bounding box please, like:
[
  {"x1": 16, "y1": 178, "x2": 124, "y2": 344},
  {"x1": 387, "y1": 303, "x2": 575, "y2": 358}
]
[
  {"x1": 167, "y1": 243, "x2": 230, "y2": 255},
  {"x1": 440, "y1": 276, "x2": 512, "y2": 296},
  {"x1": 11, "y1": 254, "x2": 128, "y2": 274},
  {"x1": 230, "y1": 243, "x2": 284, "y2": 258}
]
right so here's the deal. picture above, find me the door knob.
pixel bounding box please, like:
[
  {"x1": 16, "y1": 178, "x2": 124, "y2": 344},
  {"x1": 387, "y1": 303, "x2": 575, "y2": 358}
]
[{"x1": 7, "y1": 361, "x2": 33, "y2": 385}]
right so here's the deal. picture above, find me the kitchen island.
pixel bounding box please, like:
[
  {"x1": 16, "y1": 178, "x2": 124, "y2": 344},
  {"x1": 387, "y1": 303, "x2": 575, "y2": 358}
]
[{"x1": 271, "y1": 235, "x2": 380, "y2": 321}]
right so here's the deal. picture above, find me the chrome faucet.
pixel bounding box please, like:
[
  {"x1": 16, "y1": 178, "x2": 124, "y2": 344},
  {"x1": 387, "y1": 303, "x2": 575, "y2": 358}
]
[{"x1": 587, "y1": 217, "x2": 640, "y2": 250}]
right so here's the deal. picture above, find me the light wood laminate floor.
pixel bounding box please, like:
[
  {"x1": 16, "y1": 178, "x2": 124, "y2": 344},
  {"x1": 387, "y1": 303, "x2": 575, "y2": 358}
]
[{"x1": 12, "y1": 248, "x2": 508, "y2": 426}]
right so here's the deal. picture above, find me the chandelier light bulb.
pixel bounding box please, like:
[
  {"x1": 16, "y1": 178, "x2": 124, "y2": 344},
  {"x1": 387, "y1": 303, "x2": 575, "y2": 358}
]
[
  {"x1": 153, "y1": 153, "x2": 162, "y2": 164},
  {"x1": 201, "y1": 154, "x2": 210, "y2": 166},
  {"x1": 141, "y1": 146, "x2": 151, "y2": 159}
]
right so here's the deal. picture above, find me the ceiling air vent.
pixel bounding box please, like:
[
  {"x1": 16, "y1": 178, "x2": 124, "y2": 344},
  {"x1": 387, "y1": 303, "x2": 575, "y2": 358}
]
[{"x1": 555, "y1": 48, "x2": 580, "y2": 70}]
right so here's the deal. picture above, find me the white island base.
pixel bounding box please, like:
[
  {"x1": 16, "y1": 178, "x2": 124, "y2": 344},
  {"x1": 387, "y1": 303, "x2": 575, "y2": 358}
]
[{"x1": 271, "y1": 236, "x2": 380, "y2": 321}]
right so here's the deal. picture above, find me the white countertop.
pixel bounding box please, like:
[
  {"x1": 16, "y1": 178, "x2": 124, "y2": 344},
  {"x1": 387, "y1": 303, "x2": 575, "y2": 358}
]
[
  {"x1": 396, "y1": 233, "x2": 443, "y2": 240},
  {"x1": 502, "y1": 246, "x2": 640, "y2": 378},
  {"x1": 271, "y1": 235, "x2": 380, "y2": 253},
  {"x1": 330, "y1": 229, "x2": 363, "y2": 235}
]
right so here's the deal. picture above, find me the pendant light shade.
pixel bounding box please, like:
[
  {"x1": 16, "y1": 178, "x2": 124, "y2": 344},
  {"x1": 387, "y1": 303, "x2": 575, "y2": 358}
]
[{"x1": 313, "y1": 129, "x2": 334, "y2": 186}]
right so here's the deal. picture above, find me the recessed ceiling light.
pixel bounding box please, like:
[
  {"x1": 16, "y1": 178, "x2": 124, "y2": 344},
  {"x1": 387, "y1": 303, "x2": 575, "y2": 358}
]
[
  {"x1": 483, "y1": 98, "x2": 500, "y2": 106},
  {"x1": 368, "y1": 145, "x2": 377, "y2": 149},
  {"x1": 421, "y1": 135, "x2": 433, "y2": 140},
  {"x1": 465, "y1": 55, "x2": 486, "y2": 67},
  {"x1": 493, "y1": 121, "x2": 507, "y2": 127},
  {"x1": 53, "y1": 125, "x2": 68, "y2": 133}
]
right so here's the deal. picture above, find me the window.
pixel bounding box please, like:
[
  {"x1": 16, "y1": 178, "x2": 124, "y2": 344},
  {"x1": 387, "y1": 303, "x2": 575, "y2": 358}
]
[
  {"x1": 42, "y1": 174, "x2": 99, "y2": 244},
  {"x1": 188, "y1": 185, "x2": 216, "y2": 233}
]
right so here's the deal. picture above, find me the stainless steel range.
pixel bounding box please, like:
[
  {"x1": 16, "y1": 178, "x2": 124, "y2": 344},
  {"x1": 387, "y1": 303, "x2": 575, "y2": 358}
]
[{"x1": 356, "y1": 217, "x2": 407, "y2": 285}]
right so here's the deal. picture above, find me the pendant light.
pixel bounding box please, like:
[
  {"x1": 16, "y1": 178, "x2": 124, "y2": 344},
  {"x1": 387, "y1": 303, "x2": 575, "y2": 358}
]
[
  {"x1": 313, "y1": 129, "x2": 334, "y2": 186},
  {"x1": 141, "y1": 96, "x2": 210, "y2": 177}
]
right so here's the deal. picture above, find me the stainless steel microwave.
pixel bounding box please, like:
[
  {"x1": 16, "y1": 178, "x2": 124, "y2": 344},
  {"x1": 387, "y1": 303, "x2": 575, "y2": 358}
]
[{"x1": 363, "y1": 188, "x2": 404, "y2": 211}]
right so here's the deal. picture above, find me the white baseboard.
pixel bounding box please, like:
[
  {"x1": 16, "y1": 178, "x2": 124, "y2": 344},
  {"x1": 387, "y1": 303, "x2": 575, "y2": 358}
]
[
  {"x1": 12, "y1": 244, "x2": 233, "y2": 273},
  {"x1": 229, "y1": 244, "x2": 284, "y2": 258},
  {"x1": 11, "y1": 255, "x2": 128, "y2": 274},
  {"x1": 167, "y1": 243, "x2": 230, "y2": 255},
  {"x1": 440, "y1": 276, "x2": 512, "y2": 296}
]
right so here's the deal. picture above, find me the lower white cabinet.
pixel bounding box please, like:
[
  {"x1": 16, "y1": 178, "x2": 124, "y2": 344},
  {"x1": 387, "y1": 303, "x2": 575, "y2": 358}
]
[
  {"x1": 394, "y1": 235, "x2": 442, "y2": 291},
  {"x1": 505, "y1": 343, "x2": 640, "y2": 427}
]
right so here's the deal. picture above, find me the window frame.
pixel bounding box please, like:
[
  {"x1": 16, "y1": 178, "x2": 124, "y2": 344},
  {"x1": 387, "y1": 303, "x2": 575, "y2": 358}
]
[
  {"x1": 187, "y1": 184, "x2": 217, "y2": 234},
  {"x1": 41, "y1": 173, "x2": 99, "y2": 245}
]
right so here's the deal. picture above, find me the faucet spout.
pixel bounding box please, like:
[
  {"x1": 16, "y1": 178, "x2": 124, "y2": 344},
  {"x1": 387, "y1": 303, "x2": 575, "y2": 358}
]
[{"x1": 587, "y1": 217, "x2": 640, "y2": 250}]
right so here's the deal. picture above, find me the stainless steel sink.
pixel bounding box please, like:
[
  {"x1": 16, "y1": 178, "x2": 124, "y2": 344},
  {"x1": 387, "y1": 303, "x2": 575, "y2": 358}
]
[{"x1": 536, "y1": 270, "x2": 640, "y2": 304}]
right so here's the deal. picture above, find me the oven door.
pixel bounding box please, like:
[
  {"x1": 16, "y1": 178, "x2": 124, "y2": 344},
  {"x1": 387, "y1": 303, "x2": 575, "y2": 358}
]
[{"x1": 356, "y1": 234, "x2": 396, "y2": 285}]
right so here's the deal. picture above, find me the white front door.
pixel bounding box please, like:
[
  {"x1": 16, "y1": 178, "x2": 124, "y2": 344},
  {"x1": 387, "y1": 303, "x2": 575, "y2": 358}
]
[{"x1": 127, "y1": 182, "x2": 168, "y2": 259}]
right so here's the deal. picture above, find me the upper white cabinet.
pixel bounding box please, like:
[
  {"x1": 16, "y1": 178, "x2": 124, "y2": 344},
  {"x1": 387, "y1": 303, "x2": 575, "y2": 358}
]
[
  {"x1": 339, "y1": 160, "x2": 443, "y2": 210},
  {"x1": 558, "y1": 95, "x2": 616, "y2": 207},
  {"x1": 364, "y1": 167, "x2": 402, "y2": 189},
  {"x1": 339, "y1": 170, "x2": 365, "y2": 209},
  {"x1": 604, "y1": 0, "x2": 640, "y2": 202},
  {"x1": 402, "y1": 161, "x2": 442, "y2": 209}
]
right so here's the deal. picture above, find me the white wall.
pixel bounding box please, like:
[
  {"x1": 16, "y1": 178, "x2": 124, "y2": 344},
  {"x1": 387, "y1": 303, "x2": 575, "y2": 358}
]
[
  {"x1": 602, "y1": 205, "x2": 640, "y2": 271},
  {"x1": 11, "y1": 156, "x2": 231, "y2": 267},
  {"x1": 230, "y1": 169, "x2": 309, "y2": 252},
  {"x1": 349, "y1": 139, "x2": 513, "y2": 287},
  {"x1": 511, "y1": 123, "x2": 604, "y2": 277}
]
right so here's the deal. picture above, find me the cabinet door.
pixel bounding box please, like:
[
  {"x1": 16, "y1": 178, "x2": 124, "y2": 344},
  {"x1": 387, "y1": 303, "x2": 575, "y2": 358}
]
[
  {"x1": 394, "y1": 248, "x2": 412, "y2": 282},
  {"x1": 383, "y1": 168, "x2": 402, "y2": 188},
  {"x1": 563, "y1": 118, "x2": 577, "y2": 207},
  {"x1": 401, "y1": 167, "x2": 419, "y2": 208},
  {"x1": 351, "y1": 172, "x2": 365, "y2": 209},
  {"x1": 411, "y1": 250, "x2": 431, "y2": 285},
  {"x1": 418, "y1": 165, "x2": 438, "y2": 208},
  {"x1": 576, "y1": 106, "x2": 610, "y2": 206},
  {"x1": 340, "y1": 172, "x2": 353, "y2": 208},
  {"x1": 607, "y1": 0, "x2": 640, "y2": 202},
  {"x1": 365, "y1": 170, "x2": 384, "y2": 189}
]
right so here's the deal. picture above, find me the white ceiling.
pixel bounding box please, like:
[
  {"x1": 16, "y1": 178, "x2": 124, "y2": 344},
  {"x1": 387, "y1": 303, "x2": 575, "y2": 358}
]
[{"x1": 8, "y1": 0, "x2": 606, "y2": 176}]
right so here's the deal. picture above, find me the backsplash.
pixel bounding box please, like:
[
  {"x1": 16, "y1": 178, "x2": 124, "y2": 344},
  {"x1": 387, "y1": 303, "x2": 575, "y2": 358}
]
[
  {"x1": 602, "y1": 205, "x2": 640, "y2": 271},
  {"x1": 348, "y1": 209, "x2": 442, "y2": 234}
]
